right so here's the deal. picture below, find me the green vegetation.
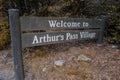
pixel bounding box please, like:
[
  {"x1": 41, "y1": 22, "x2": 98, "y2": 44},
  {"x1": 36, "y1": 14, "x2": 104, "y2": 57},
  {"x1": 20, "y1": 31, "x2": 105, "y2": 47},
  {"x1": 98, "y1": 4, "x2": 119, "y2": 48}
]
[{"x1": 0, "y1": 0, "x2": 120, "y2": 49}]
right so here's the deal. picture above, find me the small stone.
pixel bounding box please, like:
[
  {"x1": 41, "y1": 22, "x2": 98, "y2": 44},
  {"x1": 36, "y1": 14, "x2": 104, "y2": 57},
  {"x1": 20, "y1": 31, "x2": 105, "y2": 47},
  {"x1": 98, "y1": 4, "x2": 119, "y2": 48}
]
[
  {"x1": 7, "y1": 73, "x2": 15, "y2": 80},
  {"x1": 42, "y1": 67, "x2": 47, "y2": 72},
  {"x1": 54, "y1": 60, "x2": 66, "y2": 66},
  {"x1": 1, "y1": 74, "x2": 6, "y2": 80},
  {"x1": 97, "y1": 44, "x2": 103, "y2": 47},
  {"x1": 0, "y1": 72, "x2": 15, "y2": 80},
  {"x1": 111, "y1": 45, "x2": 117, "y2": 49},
  {"x1": 77, "y1": 55, "x2": 92, "y2": 61},
  {"x1": 116, "y1": 57, "x2": 120, "y2": 60}
]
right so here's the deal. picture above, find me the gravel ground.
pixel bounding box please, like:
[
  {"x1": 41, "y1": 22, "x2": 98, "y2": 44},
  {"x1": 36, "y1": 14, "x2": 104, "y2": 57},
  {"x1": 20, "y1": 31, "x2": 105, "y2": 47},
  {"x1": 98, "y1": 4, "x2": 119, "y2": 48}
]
[{"x1": 0, "y1": 42, "x2": 120, "y2": 80}]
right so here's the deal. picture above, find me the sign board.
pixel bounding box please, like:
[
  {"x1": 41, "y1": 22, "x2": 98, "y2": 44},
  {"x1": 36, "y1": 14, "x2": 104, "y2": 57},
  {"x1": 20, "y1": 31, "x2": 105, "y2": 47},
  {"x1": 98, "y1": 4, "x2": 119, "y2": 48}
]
[{"x1": 8, "y1": 9, "x2": 107, "y2": 80}]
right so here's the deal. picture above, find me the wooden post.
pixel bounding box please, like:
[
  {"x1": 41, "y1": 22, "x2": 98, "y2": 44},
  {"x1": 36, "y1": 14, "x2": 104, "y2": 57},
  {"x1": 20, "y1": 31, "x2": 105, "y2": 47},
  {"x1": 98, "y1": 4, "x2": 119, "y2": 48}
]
[
  {"x1": 8, "y1": 9, "x2": 24, "y2": 80},
  {"x1": 97, "y1": 15, "x2": 108, "y2": 46}
]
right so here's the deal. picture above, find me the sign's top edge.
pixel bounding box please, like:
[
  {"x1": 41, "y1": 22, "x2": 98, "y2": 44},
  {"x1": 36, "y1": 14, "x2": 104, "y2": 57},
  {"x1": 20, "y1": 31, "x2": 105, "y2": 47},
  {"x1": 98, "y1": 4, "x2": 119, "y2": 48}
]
[
  {"x1": 20, "y1": 16, "x2": 98, "y2": 20},
  {"x1": 8, "y1": 9, "x2": 19, "y2": 12}
]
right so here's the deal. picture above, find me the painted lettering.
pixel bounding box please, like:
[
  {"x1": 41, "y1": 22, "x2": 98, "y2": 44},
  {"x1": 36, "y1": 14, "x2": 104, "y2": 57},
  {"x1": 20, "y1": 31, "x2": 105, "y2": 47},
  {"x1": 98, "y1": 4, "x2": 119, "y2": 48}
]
[
  {"x1": 32, "y1": 34, "x2": 64, "y2": 44},
  {"x1": 48, "y1": 20, "x2": 83, "y2": 28},
  {"x1": 80, "y1": 32, "x2": 96, "y2": 39},
  {"x1": 66, "y1": 33, "x2": 78, "y2": 40},
  {"x1": 32, "y1": 35, "x2": 39, "y2": 44}
]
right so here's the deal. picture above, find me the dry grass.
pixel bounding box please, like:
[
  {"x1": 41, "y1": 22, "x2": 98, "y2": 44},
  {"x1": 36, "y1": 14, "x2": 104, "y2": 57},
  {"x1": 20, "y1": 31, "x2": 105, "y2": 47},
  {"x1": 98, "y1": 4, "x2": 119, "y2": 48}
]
[{"x1": 0, "y1": 42, "x2": 120, "y2": 80}]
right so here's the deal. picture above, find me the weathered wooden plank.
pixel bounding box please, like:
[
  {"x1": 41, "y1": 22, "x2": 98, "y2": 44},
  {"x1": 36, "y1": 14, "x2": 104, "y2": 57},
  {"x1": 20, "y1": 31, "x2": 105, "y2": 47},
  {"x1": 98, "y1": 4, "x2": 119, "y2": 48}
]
[
  {"x1": 22, "y1": 30, "x2": 99, "y2": 48},
  {"x1": 20, "y1": 17, "x2": 101, "y2": 31}
]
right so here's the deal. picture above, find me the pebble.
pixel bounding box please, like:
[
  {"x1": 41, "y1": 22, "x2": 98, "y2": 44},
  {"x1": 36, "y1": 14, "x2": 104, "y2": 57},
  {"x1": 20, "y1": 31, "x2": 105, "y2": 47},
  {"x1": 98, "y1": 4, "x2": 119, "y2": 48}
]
[
  {"x1": 0, "y1": 72, "x2": 14, "y2": 80},
  {"x1": 0, "y1": 74, "x2": 6, "y2": 80},
  {"x1": 77, "y1": 54, "x2": 92, "y2": 61},
  {"x1": 42, "y1": 67, "x2": 47, "y2": 72},
  {"x1": 54, "y1": 60, "x2": 66, "y2": 66},
  {"x1": 111, "y1": 45, "x2": 118, "y2": 49},
  {"x1": 97, "y1": 44, "x2": 103, "y2": 47}
]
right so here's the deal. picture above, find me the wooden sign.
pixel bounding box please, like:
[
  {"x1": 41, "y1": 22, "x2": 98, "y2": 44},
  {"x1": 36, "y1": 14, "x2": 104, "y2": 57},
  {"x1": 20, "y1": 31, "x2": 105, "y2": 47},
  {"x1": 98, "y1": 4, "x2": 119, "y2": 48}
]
[{"x1": 8, "y1": 9, "x2": 108, "y2": 80}]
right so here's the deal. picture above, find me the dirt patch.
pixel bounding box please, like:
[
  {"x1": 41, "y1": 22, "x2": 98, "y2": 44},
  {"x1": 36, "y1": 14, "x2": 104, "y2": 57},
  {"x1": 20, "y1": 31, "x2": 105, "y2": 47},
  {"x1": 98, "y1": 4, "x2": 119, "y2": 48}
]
[{"x1": 0, "y1": 42, "x2": 120, "y2": 80}]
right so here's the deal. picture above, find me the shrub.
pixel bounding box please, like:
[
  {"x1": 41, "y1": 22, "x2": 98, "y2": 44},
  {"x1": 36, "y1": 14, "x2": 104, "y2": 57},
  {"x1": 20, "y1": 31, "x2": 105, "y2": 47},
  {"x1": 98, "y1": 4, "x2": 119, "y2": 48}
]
[{"x1": 0, "y1": 19, "x2": 10, "y2": 49}]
